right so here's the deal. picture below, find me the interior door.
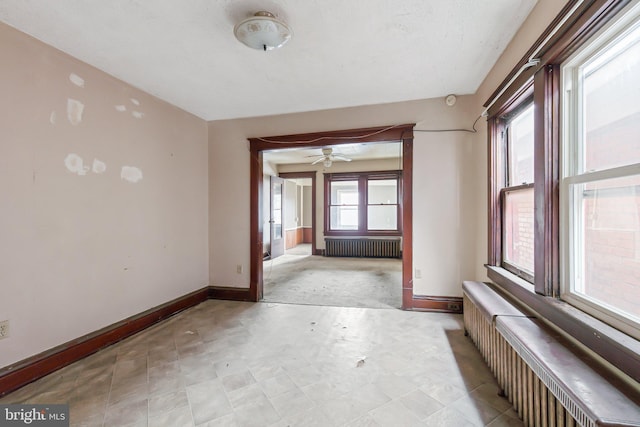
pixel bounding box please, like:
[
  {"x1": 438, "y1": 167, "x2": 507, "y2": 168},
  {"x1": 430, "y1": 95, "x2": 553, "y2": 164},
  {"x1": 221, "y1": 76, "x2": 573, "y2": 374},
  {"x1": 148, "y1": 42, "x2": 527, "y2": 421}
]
[{"x1": 270, "y1": 176, "x2": 285, "y2": 259}]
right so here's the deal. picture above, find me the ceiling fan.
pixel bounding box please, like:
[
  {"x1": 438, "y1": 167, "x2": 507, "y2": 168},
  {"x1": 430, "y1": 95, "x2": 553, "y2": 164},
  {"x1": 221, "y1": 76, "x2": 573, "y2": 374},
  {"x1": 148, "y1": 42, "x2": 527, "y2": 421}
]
[{"x1": 308, "y1": 147, "x2": 352, "y2": 167}]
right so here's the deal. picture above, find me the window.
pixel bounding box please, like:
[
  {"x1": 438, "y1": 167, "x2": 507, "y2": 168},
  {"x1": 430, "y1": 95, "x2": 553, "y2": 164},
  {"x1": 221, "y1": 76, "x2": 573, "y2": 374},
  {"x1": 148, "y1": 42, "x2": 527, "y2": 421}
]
[
  {"x1": 329, "y1": 180, "x2": 359, "y2": 230},
  {"x1": 562, "y1": 2, "x2": 640, "y2": 337},
  {"x1": 501, "y1": 104, "x2": 535, "y2": 281},
  {"x1": 487, "y1": 0, "x2": 640, "y2": 379},
  {"x1": 325, "y1": 171, "x2": 401, "y2": 235}
]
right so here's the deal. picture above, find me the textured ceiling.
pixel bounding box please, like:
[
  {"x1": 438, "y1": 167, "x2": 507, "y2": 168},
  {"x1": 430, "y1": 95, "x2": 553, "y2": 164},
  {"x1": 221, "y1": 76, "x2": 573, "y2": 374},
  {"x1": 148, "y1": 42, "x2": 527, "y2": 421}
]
[{"x1": 0, "y1": 0, "x2": 537, "y2": 121}]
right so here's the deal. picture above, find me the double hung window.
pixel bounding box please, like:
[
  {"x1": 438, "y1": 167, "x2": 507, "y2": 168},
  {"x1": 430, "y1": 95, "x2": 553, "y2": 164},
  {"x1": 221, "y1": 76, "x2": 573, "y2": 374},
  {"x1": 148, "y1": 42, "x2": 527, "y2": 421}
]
[
  {"x1": 325, "y1": 172, "x2": 401, "y2": 235},
  {"x1": 562, "y1": 3, "x2": 640, "y2": 336},
  {"x1": 502, "y1": 104, "x2": 535, "y2": 281}
]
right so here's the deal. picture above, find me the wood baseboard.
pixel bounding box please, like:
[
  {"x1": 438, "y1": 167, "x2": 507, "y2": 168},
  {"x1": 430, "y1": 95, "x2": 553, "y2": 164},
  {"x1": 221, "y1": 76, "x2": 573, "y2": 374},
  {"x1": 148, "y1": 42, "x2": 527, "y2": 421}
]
[
  {"x1": 0, "y1": 285, "x2": 458, "y2": 397},
  {"x1": 208, "y1": 286, "x2": 253, "y2": 302},
  {"x1": 410, "y1": 295, "x2": 463, "y2": 313},
  {"x1": 0, "y1": 287, "x2": 209, "y2": 397}
]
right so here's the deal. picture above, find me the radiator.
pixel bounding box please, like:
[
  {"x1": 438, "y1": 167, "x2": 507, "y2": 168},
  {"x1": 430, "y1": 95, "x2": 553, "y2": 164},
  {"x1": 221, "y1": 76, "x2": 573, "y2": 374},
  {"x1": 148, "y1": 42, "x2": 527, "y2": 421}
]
[
  {"x1": 324, "y1": 238, "x2": 401, "y2": 258},
  {"x1": 463, "y1": 297, "x2": 579, "y2": 426}
]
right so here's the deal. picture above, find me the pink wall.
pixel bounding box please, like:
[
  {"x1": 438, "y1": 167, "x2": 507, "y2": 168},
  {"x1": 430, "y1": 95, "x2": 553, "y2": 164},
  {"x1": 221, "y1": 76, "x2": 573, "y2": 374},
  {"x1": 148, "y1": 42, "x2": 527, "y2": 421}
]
[
  {"x1": 0, "y1": 22, "x2": 209, "y2": 368},
  {"x1": 208, "y1": 97, "x2": 480, "y2": 297}
]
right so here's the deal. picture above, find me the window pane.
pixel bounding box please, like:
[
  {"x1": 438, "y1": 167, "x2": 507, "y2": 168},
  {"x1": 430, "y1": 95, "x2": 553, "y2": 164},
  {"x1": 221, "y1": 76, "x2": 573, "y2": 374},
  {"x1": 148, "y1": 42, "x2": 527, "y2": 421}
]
[
  {"x1": 368, "y1": 179, "x2": 397, "y2": 204},
  {"x1": 368, "y1": 206, "x2": 397, "y2": 230},
  {"x1": 273, "y1": 183, "x2": 282, "y2": 239},
  {"x1": 508, "y1": 105, "x2": 535, "y2": 186},
  {"x1": 503, "y1": 187, "x2": 534, "y2": 274},
  {"x1": 330, "y1": 206, "x2": 358, "y2": 230},
  {"x1": 582, "y1": 23, "x2": 640, "y2": 172},
  {"x1": 571, "y1": 174, "x2": 640, "y2": 322},
  {"x1": 331, "y1": 181, "x2": 358, "y2": 204}
]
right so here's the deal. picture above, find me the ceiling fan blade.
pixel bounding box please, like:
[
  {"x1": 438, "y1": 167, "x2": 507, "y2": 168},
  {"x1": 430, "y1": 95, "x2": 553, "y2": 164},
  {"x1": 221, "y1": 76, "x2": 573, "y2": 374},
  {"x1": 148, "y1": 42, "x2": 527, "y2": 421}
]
[
  {"x1": 332, "y1": 154, "x2": 352, "y2": 161},
  {"x1": 311, "y1": 157, "x2": 324, "y2": 165}
]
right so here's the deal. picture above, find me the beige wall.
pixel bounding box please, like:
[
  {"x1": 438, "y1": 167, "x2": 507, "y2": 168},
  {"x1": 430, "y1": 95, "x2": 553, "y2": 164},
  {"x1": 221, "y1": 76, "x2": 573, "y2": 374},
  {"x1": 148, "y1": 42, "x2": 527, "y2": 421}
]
[
  {"x1": 208, "y1": 0, "x2": 571, "y2": 296},
  {"x1": 208, "y1": 96, "x2": 480, "y2": 295},
  {"x1": 0, "y1": 23, "x2": 209, "y2": 368},
  {"x1": 278, "y1": 158, "x2": 400, "y2": 252},
  {"x1": 469, "y1": 0, "x2": 570, "y2": 281}
]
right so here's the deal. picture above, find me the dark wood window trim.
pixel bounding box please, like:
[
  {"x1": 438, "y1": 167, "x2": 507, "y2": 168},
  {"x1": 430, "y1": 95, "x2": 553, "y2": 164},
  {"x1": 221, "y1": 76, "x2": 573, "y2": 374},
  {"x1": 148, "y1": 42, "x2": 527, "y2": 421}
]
[
  {"x1": 324, "y1": 171, "x2": 402, "y2": 237},
  {"x1": 249, "y1": 124, "x2": 415, "y2": 308},
  {"x1": 485, "y1": 0, "x2": 639, "y2": 381}
]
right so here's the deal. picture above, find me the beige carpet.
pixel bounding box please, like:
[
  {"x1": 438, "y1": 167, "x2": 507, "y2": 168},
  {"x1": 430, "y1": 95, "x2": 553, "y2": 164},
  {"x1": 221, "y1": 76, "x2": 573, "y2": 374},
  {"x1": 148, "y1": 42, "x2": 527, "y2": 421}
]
[{"x1": 263, "y1": 248, "x2": 402, "y2": 309}]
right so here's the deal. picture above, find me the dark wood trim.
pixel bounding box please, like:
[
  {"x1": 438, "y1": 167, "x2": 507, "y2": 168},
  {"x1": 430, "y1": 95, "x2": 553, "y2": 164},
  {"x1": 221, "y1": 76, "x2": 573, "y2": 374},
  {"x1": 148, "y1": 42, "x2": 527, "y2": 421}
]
[
  {"x1": 534, "y1": 65, "x2": 560, "y2": 297},
  {"x1": 539, "y1": 0, "x2": 633, "y2": 65},
  {"x1": 249, "y1": 147, "x2": 263, "y2": 302},
  {"x1": 0, "y1": 287, "x2": 209, "y2": 397},
  {"x1": 485, "y1": 0, "x2": 632, "y2": 118},
  {"x1": 278, "y1": 172, "x2": 316, "y2": 255},
  {"x1": 487, "y1": 267, "x2": 640, "y2": 383},
  {"x1": 209, "y1": 286, "x2": 253, "y2": 302},
  {"x1": 411, "y1": 295, "x2": 463, "y2": 314},
  {"x1": 250, "y1": 124, "x2": 415, "y2": 151},
  {"x1": 250, "y1": 124, "x2": 415, "y2": 305},
  {"x1": 401, "y1": 137, "x2": 413, "y2": 310},
  {"x1": 487, "y1": 116, "x2": 504, "y2": 266}
]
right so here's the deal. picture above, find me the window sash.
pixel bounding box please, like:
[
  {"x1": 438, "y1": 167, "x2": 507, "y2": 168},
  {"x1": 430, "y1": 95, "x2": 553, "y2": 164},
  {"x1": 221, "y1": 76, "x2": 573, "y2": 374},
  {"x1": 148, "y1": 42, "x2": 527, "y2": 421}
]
[
  {"x1": 501, "y1": 184, "x2": 535, "y2": 282},
  {"x1": 325, "y1": 172, "x2": 401, "y2": 235},
  {"x1": 560, "y1": 1, "x2": 640, "y2": 340}
]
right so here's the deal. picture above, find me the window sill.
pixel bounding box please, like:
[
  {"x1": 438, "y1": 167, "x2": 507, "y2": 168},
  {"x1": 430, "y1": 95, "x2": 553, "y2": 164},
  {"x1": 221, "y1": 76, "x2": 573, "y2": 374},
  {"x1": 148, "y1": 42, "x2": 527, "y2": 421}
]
[{"x1": 486, "y1": 265, "x2": 640, "y2": 383}]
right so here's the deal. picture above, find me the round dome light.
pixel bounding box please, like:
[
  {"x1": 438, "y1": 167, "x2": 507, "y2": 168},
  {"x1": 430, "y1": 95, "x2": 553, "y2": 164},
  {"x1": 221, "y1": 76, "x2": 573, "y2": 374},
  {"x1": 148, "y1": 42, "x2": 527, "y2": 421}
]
[{"x1": 234, "y1": 11, "x2": 292, "y2": 51}]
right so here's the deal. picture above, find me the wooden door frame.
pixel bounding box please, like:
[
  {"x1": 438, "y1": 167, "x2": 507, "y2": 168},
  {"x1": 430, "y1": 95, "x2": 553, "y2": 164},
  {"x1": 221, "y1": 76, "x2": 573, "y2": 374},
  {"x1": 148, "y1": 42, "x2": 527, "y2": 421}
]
[
  {"x1": 278, "y1": 172, "x2": 318, "y2": 255},
  {"x1": 249, "y1": 124, "x2": 415, "y2": 307}
]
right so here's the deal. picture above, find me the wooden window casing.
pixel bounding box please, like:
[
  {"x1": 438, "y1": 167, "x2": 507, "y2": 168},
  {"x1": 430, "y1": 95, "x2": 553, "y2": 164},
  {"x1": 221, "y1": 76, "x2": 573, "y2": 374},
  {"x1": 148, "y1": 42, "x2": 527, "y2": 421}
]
[{"x1": 486, "y1": 0, "x2": 640, "y2": 382}]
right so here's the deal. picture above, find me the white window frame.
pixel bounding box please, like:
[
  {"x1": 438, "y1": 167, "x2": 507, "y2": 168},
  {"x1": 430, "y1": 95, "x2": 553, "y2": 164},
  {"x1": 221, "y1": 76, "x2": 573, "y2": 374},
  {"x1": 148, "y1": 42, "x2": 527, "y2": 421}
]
[{"x1": 561, "y1": 0, "x2": 640, "y2": 340}]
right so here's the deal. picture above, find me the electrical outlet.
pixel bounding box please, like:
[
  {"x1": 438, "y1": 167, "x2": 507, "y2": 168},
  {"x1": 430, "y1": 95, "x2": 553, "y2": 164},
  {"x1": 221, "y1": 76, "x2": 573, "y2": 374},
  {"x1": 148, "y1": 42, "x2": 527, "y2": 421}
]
[
  {"x1": 415, "y1": 268, "x2": 422, "y2": 279},
  {"x1": 236, "y1": 264, "x2": 243, "y2": 274},
  {"x1": 447, "y1": 302, "x2": 461, "y2": 312},
  {"x1": 0, "y1": 320, "x2": 9, "y2": 339}
]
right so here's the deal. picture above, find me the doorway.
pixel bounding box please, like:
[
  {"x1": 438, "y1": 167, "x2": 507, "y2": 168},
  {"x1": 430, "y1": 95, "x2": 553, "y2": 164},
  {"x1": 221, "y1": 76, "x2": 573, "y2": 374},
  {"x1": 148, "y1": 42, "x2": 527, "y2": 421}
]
[
  {"x1": 249, "y1": 124, "x2": 415, "y2": 307},
  {"x1": 269, "y1": 176, "x2": 285, "y2": 259}
]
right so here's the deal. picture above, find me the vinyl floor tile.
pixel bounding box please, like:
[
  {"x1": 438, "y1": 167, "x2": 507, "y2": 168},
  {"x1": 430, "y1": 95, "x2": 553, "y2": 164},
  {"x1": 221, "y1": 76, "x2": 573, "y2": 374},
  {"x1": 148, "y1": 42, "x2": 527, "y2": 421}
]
[{"x1": 0, "y1": 300, "x2": 515, "y2": 427}]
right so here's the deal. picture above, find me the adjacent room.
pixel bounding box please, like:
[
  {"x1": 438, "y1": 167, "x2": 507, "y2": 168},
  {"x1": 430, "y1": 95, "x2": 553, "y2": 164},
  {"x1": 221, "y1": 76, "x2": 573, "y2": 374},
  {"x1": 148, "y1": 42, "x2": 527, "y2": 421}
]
[
  {"x1": 1, "y1": 0, "x2": 639, "y2": 426},
  {"x1": 261, "y1": 142, "x2": 403, "y2": 309}
]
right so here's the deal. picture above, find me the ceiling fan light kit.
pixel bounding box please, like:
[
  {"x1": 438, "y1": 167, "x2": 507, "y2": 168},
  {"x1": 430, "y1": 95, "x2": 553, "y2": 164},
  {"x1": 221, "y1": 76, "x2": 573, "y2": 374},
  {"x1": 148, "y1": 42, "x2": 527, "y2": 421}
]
[
  {"x1": 309, "y1": 147, "x2": 352, "y2": 168},
  {"x1": 234, "y1": 11, "x2": 292, "y2": 51}
]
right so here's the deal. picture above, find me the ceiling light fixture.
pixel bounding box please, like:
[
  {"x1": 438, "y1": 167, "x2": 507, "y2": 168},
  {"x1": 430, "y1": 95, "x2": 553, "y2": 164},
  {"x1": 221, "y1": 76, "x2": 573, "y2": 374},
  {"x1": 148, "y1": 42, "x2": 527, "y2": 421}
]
[
  {"x1": 323, "y1": 158, "x2": 332, "y2": 168},
  {"x1": 234, "y1": 11, "x2": 292, "y2": 51}
]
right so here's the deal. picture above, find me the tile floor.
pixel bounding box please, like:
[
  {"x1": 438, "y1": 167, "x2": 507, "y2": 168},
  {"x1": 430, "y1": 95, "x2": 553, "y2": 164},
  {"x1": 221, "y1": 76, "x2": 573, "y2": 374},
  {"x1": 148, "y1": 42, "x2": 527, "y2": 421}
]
[{"x1": 0, "y1": 300, "x2": 523, "y2": 426}]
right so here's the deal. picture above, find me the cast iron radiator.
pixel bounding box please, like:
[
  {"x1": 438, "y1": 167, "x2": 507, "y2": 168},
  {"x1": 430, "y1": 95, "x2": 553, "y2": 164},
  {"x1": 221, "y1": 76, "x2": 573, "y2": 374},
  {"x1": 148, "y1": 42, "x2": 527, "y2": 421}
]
[
  {"x1": 324, "y1": 238, "x2": 401, "y2": 258},
  {"x1": 462, "y1": 281, "x2": 640, "y2": 427}
]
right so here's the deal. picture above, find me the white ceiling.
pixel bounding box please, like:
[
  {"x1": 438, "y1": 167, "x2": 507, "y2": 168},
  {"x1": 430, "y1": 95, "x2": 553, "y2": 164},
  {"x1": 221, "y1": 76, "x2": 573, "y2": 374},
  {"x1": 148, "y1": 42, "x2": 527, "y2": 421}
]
[
  {"x1": 264, "y1": 142, "x2": 402, "y2": 166},
  {"x1": 0, "y1": 0, "x2": 537, "y2": 121}
]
